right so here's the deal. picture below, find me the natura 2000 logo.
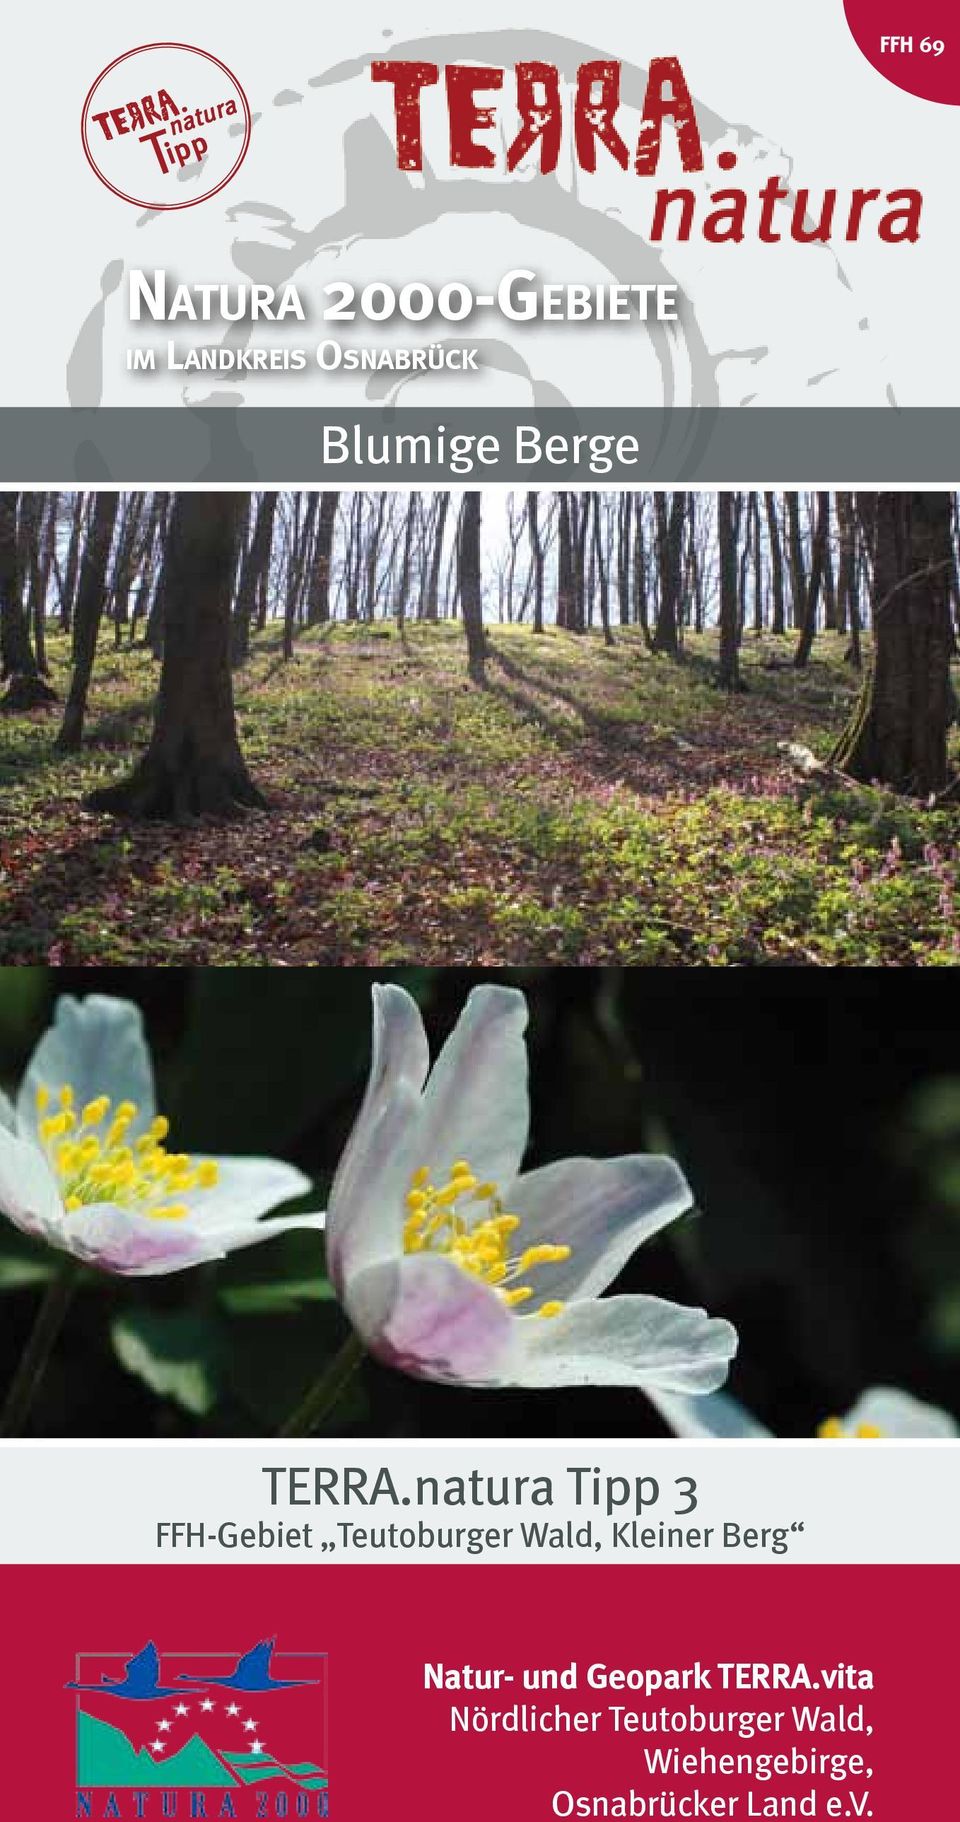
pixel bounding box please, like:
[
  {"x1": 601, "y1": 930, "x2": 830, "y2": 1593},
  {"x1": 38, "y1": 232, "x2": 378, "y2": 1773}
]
[{"x1": 70, "y1": 1638, "x2": 328, "y2": 1817}]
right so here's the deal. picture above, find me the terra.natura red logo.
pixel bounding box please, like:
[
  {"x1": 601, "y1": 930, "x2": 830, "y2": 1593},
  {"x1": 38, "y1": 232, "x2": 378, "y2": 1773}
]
[{"x1": 81, "y1": 44, "x2": 251, "y2": 210}]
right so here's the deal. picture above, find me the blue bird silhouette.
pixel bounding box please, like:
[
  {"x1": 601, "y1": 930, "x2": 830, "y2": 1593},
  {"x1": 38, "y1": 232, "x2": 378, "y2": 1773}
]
[
  {"x1": 177, "y1": 1639, "x2": 317, "y2": 1693},
  {"x1": 67, "y1": 1642, "x2": 183, "y2": 1701}
]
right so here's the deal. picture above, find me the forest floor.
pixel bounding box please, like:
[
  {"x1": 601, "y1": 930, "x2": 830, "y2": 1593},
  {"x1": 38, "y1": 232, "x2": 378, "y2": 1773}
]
[{"x1": 2, "y1": 623, "x2": 959, "y2": 966}]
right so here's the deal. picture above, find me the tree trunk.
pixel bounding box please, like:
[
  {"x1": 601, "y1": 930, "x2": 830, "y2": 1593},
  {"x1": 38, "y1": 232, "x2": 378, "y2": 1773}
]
[
  {"x1": 557, "y1": 494, "x2": 575, "y2": 631},
  {"x1": 0, "y1": 493, "x2": 57, "y2": 707},
  {"x1": 835, "y1": 491, "x2": 856, "y2": 642},
  {"x1": 59, "y1": 494, "x2": 86, "y2": 633},
  {"x1": 284, "y1": 493, "x2": 318, "y2": 656},
  {"x1": 652, "y1": 492, "x2": 685, "y2": 657},
  {"x1": 764, "y1": 492, "x2": 786, "y2": 635},
  {"x1": 306, "y1": 491, "x2": 339, "y2": 625},
  {"x1": 751, "y1": 492, "x2": 763, "y2": 634},
  {"x1": 785, "y1": 493, "x2": 806, "y2": 632},
  {"x1": 793, "y1": 491, "x2": 829, "y2": 668},
  {"x1": 717, "y1": 493, "x2": 746, "y2": 690},
  {"x1": 459, "y1": 493, "x2": 486, "y2": 685},
  {"x1": 632, "y1": 494, "x2": 652, "y2": 646},
  {"x1": 423, "y1": 493, "x2": 449, "y2": 623},
  {"x1": 395, "y1": 492, "x2": 418, "y2": 629},
  {"x1": 55, "y1": 492, "x2": 121, "y2": 751},
  {"x1": 232, "y1": 491, "x2": 278, "y2": 665},
  {"x1": 617, "y1": 492, "x2": 632, "y2": 626},
  {"x1": 18, "y1": 493, "x2": 50, "y2": 676},
  {"x1": 88, "y1": 494, "x2": 265, "y2": 819},
  {"x1": 831, "y1": 493, "x2": 955, "y2": 796},
  {"x1": 527, "y1": 491, "x2": 544, "y2": 635},
  {"x1": 144, "y1": 495, "x2": 171, "y2": 656},
  {"x1": 593, "y1": 495, "x2": 614, "y2": 647}
]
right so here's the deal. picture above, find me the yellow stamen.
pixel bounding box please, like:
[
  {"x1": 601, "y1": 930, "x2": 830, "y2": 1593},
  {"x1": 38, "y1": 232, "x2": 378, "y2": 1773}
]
[
  {"x1": 854, "y1": 1423, "x2": 884, "y2": 1439},
  {"x1": 817, "y1": 1418, "x2": 845, "y2": 1439},
  {"x1": 520, "y1": 1244, "x2": 571, "y2": 1270},
  {"x1": 105, "y1": 1102, "x2": 137, "y2": 1149},
  {"x1": 37, "y1": 1079, "x2": 219, "y2": 1229},
  {"x1": 401, "y1": 1160, "x2": 572, "y2": 1320},
  {"x1": 435, "y1": 1180, "x2": 466, "y2": 1206},
  {"x1": 40, "y1": 1112, "x2": 71, "y2": 1142}
]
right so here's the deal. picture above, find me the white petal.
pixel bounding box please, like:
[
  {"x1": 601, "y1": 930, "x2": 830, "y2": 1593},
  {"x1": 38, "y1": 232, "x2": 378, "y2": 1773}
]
[
  {"x1": 507, "y1": 1154, "x2": 693, "y2": 1302},
  {"x1": 57, "y1": 1203, "x2": 213, "y2": 1276},
  {"x1": 56, "y1": 1198, "x2": 325, "y2": 1278},
  {"x1": 650, "y1": 1389, "x2": 771, "y2": 1439},
  {"x1": 0, "y1": 1088, "x2": 16, "y2": 1134},
  {"x1": 0, "y1": 1124, "x2": 63, "y2": 1244},
  {"x1": 510, "y1": 1294, "x2": 738, "y2": 1394},
  {"x1": 412, "y1": 985, "x2": 530, "y2": 1191},
  {"x1": 842, "y1": 1386, "x2": 958, "y2": 1439},
  {"x1": 18, "y1": 996, "x2": 157, "y2": 1142},
  {"x1": 178, "y1": 1211, "x2": 327, "y2": 1267},
  {"x1": 325, "y1": 985, "x2": 430, "y2": 1286},
  {"x1": 349, "y1": 1252, "x2": 518, "y2": 1385},
  {"x1": 187, "y1": 1156, "x2": 313, "y2": 1233}
]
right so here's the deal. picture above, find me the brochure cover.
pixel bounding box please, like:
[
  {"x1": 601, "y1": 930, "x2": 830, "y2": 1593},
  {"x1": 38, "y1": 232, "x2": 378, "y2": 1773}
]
[{"x1": 0, "y1": 6, "x2": 957, "y2": 1821}]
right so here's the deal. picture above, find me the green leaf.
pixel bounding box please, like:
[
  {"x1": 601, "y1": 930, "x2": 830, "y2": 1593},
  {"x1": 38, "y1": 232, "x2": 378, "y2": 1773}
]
[
  {"x1": 217, "y1": 1225, "x2": 335, "y2": 1329},
  {"x1": 219, "y1": 1277, "x2": 337, "y2": 1315},
  {"x1": 0, "y1": 1255, "x2": 56, "y2": 1288},
  {"x1": 0, "y1": 1227, "x2": 58, "y2": 1290},
  {"x1": 111, "y1": 1309, "x2": 223, "y2": 1416}
]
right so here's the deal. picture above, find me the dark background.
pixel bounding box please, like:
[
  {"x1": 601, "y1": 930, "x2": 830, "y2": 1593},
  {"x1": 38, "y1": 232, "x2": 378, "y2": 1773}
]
[{"x1": 0, "y1": 967, "x2": 957, "y2": 1438}]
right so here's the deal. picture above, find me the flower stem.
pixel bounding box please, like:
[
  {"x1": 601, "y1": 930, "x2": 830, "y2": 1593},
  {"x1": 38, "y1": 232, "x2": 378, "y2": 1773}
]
[
  {"x1": 0, "y1": 1261, "x2": 80, "y2": 1437},
  {"x1": 278, "y1": 1328, "x2": 366, "y2": 1438}
]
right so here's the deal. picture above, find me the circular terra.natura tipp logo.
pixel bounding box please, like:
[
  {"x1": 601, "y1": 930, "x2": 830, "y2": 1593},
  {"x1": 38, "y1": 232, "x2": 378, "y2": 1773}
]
[{"x1": 81, "y1": 42, "x2": 251, "y2": 209}]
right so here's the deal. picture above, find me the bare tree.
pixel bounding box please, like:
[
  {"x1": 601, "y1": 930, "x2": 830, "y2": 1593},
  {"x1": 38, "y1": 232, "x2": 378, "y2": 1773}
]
[
  {"x1": 832, "y1": 494, "x2": 955, "y2": 796},
  {"x1": 55, "y1": 492, "x2": 121, "y2": 751},
  {"x1": 459, "y1": 493, "x2": 487, "y2": 685},
  {"x1": 90, "y1": 494, "x2": 265, "y2": 818}
]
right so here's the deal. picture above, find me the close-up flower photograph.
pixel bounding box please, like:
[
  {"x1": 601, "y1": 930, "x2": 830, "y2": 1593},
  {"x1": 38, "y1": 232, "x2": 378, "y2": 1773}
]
[{"x1": 0, "y1": 965, "x2": 955, "y2": 1442}]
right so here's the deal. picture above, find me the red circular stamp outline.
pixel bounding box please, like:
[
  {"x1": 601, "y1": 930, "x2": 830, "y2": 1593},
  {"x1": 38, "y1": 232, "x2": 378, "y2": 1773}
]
[{"x1": 81, "y1": 41, "x2": 252, "y2": 210}]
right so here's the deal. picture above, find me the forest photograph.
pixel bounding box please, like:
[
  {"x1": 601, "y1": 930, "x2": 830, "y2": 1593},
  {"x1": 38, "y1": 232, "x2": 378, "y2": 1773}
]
[
  {"x1": 0, "y1": 488, "x2": 958, "y2": 966},
  {"x1": 0, "y1": 965, "x2": 957, "y2": 1442}
]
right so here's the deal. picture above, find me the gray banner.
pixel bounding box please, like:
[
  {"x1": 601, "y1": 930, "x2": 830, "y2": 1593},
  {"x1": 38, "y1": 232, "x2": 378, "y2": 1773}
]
[{"x1": 2, "y1": 408, "x2": 957, "y2": 483}]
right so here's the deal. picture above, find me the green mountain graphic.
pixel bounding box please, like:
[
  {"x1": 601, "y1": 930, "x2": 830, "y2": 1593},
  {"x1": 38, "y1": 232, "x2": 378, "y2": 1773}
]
[{"x1": 78, "y1": 1710, "x2": 239, "y2": 1788}]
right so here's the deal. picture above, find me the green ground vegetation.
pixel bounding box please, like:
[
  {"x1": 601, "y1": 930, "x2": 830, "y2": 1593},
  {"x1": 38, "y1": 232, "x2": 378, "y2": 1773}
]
[{"x1": 2, "y1": 623, "x2": 959, "y2": 966}]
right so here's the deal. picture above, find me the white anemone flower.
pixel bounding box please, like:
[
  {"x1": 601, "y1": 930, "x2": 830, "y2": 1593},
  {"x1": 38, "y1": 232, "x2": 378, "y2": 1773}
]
[
  {"x1": 652, "y1": 1385, "x2": 958, "y2": 1440},
  {"x1": 0, "y1": 995, "x2": 322, "y2": 1276},
  {"x1": 324, "y1": 983, "x2": 737, "y2": 1394}
]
